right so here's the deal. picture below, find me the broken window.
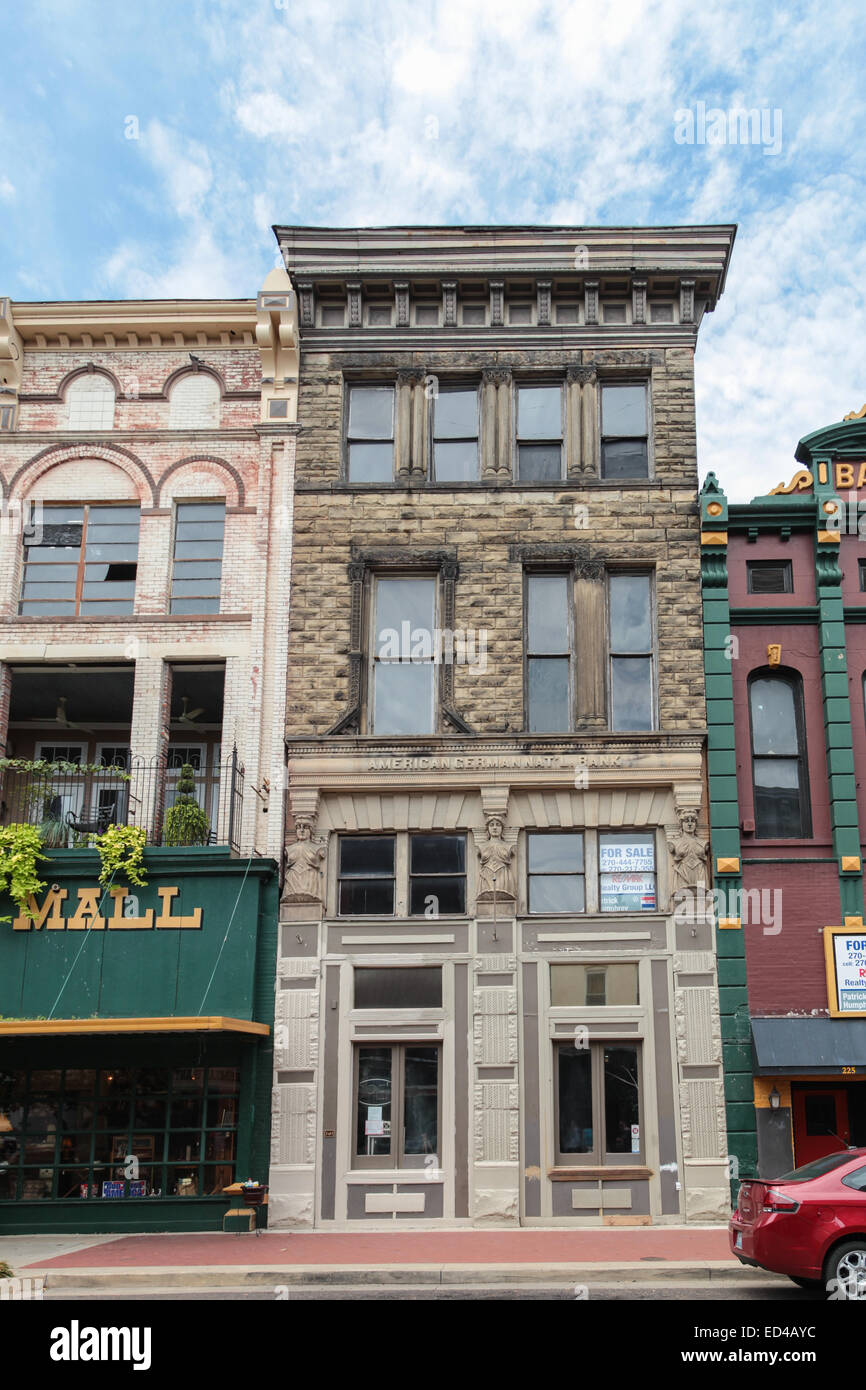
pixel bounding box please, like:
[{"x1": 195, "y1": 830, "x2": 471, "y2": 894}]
[{"x1": 20, "y1": 505, "x2": 140, "y2": 616}]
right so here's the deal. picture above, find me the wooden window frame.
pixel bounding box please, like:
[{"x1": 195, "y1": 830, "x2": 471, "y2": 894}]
[
  {"x1": 748, "y1": 668, "x2": 811, "y2": 839},
  {"x1": 553, "y1": 1040, "x2": 644, "y2": 1167},
  {"x1": 352, "y1": 1041, "x2": 442, "y2": 1171}
]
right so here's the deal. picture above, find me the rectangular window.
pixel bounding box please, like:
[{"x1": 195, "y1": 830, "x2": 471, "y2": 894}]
[
  {"x1": 20, "y1": 504, "x2": 139, "y2": 617},
  {"x1": 0, "y1": 1065, "x2": 240, "y2": 1201},
  {"x1": 747, "y1": 560, "x2": 793, "y2": 595},
  {"x1": 0, "y1": 404, "x2": 16, "y2": 430},
  {"x1": 347, "y1": 385, "x2": 395, "y2": 483},
  {"x1": 432, "y1": 387, "x2": 478, "y2": 482},
  {"x1": 516, "y1": 384, "x2": 563, "y2": 481},
  {"x1": 859, "y1": 560, "x2": 866, "y2": 592},
  {"x1": 354, "y1": 1044, "x2": 440, "y2": 1168},
  {"x1": 550, "y1": 963, "x2": 640, "y2": 1006},
  {"x1": 608, "y1": 573, "x2": 654, "y2": 730},
  {"x1": 170, "y1": 502, "x2": 225, "y2": 615},
  {"x1": 600, "y1": 383, "x2": 649, "y2": 479},
  {"x1": 338, "y1": 836, "x2": 396, "y2": 915},
  {"x1": 555, "y1": 1043, "x2": 642, "y2": 1164},
  {"x1": 409, "y1": 834, "x2": 466, "y2": 914},
  {"x1": 598, "y1": 833, "x2": 656, "y2": 912},
  {"x1": 526, "y1": 573, "x2": 572, "y2": 731},
  {"x1": 371, "y1": 574, "x2": 437, "y2": 734},
  {"x1": 527, "y1": 832, "x2": 585, "y2": 913},
  {"x1": 354, "y1": 967, "x2": 442, "y2": 1009}
]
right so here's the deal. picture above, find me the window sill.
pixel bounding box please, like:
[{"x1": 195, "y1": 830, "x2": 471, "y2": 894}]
[{"x1": 548, "y1": 1166, "x2": 651, "y2": 1180}]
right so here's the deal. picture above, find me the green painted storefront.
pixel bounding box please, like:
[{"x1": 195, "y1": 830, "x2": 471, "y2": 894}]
[{"x1": 0, "y1": 848, "x2": 278, "y2": 1232}]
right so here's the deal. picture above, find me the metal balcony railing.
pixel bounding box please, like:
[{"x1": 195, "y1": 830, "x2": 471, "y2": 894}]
[{"x1": 0, "y1": 750, "x2": 244, "y2": 853}]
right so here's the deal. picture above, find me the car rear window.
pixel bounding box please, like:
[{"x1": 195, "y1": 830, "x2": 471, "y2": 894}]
[{"x1": 774, "y1": 1152, "x2": 860, "y2": 1183}]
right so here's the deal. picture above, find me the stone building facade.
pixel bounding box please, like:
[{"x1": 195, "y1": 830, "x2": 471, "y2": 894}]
[{"x1": 270, "y1": 226, "x2": 737, "y2": 1228}]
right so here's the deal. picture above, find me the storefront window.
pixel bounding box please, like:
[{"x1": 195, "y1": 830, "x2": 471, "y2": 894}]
[
  {"x1": 555, "y1": 1043, "x2": 642, "y2": 1164},
  {"x1": 550, "y1": 964, "x2": 639, "y2": 1007},
  {"x1": 0, "y1": 1066, "x2": 239, "y2": 1202},
  {"x1": 354, "y1": 1044, "x2": 440, "y2": 1168}
]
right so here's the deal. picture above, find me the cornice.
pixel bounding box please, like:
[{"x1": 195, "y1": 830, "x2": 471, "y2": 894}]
[{"x1": 9, "y1": 300, "x2": 257, "y2": 346}]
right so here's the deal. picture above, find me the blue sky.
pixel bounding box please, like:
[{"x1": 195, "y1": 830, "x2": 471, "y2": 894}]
[{"x1": 3, "y1": 0, "x2": 865, "y2": 500}]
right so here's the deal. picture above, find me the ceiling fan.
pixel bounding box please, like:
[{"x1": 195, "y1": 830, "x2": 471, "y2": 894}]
[
  {"x1": 53, "y1": 697, "x2": 95, "y2": 735},
  {"x1": 179, "y1": 696, "x2": 205, "y2": 727}
]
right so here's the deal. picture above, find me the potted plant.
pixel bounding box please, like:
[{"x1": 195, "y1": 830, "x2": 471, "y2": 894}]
[{"x1": 163, "y1": 764, "x2": 211, "y2": 846}]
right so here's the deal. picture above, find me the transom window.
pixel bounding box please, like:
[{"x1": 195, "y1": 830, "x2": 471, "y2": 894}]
[
  {"x1": 170, "y1": 502, "x2": 225, "y2": 614},
  {"x1": 555, "y1": 1043, "x2": 642, "y2": 1164},
  {"x1": 354, "y1": 1044, "x2": 440, "y2": 1169},
  {"x1": 371, "y1": 574, "x2": 437, "y2": 734},
  {"x1": 0, "y1": 1065, "x2": 240, "y2": 1202},
  {"x1": 526, "y1": 573, "x2": 572, "y2": 731},
  {"x1": 20, "y1": 504, "x2": 140, "y2": 617},
  {"x1": 749, "y1": 672, "x2": 811, "y2": 837},
  {"x1": 600, "y1": 383, "x2": 649, "y2": 478},
  {"x1": 432, "y1": 387, "x2": 479, "y2": 481},
  {"x1": 608, "y1": 573, "x2": 654, "y2": 730},
  {"x1": 353, "y1": 967, "x2": 443, "y2": 1009},
  {"x1": 347, "y1": 385, "x2": 395, "y2": 482},
  {"x1": 550, "y1": 963, "x2": 640, "y2": 1007},
  {"x1": 516, "y1": 384, "x2": 563, "y2": 481}
]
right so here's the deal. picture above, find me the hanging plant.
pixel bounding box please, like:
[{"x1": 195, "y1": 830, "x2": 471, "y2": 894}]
[
  {"x1": 0, "y1": 824, "x2": 48, "y2": 924},
  {"x1": 163, "y1": 764, "x2": 211, "y2": 847},
  {"x1": 95, "y1": 824, "x2": 147, "y2": 888}
]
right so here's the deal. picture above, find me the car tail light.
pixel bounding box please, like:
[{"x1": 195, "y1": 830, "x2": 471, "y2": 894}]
[{"x1": 762, "y1": 1188, "x2": 800, "y2": 1213}]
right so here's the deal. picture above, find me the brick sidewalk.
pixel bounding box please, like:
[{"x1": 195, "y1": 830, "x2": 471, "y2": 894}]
[{"x1": 26, "y1": 1226, "x2": 733, "y2": 1269}]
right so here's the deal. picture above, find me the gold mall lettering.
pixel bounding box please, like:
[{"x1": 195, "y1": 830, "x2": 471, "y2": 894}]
[{"x1": 12, "y1": 885, "x2": 203, "y2": 931}]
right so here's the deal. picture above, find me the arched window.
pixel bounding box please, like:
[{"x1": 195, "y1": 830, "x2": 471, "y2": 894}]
[
  {"x1": 749, "y1": 671, "x2": 810, "y2": 838},
  {"x1": 168, "y1": 374, "x2": 220, "y2": 429},
  {"x1": 66, "y1": 374, "x2": 115, "y2": 430}
]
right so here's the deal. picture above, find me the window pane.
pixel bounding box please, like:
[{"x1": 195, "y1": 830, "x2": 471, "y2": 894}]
[
  {"x1": 410, "y1": 835, "x2": 466, "y2": 875},
  {"x1": 529, "y1": 874, "x2": 585, "y2": 913},
  {"x1": 528, "y1": 574, "x2": 569, "y2": 653},
  {"x1": 176, "y1": 503, "x2": 226, "y2": 522},
  {"x1": 433, "y1": 441, "x2": 478, "y2": 481},
  {"x1": 604, "y1": 1046, "x2": 640, "y2": 1153},
  {"x1": 518, "y1": 386, "x2": 561, "y2": 437},
  {"x1": 354, "y1": 968, "x2": 442, "y2": 1009},
  {"x1": 357, "y1": 1048, "x2": 392, "y2": 1156},
  {"x1": 754, "y1": 760, "x2": 802, "y2": 837},
  {"x1": 434, "y1": 390, "x2": 477, "y2": 438},
  {"x1": 403, "y1": 1048, "x2": 438, "y2": 1156},
  {"x1": 170, "y1": 580, "x2": 220, "y2": 597},
  {"x1": 750, "y1": 678, "x2": 798, "y2": 755},
  {"x1": 339, "y1": 879, "x2": 395, "y2": 914},
  {"x1": 551, "y1": 964, "x2": 639, "y2": 1007},
  {"x1": 349, "y1": 387, "x2": 394, "y2": 439},
  {"x1": 340, "y1": 837, "x2": 395, "y2": 876},
  {"x1": 602, "y1": 385, "x2": 646, "y2": 437},
  {"x1": 409, "y1": 876, "x2": 466, "y2": 914},
  {"x1": 528, "y1": 657, "x2": 570, "y2": 731},
  {"x1": 611, "y1": 657, "x2": 653, "y2": 731},
  {"x1": 175, "y1": 540, "x2": 225, "y2": 560},
  {"x1": 373, "y1": 663, "x2": 435, "y2": 734},
  {"x1": 375, "y1": 576, "x2": 435, "y2": 640},
  {"x1": 518, "y1": 444, "x2": 562, "y2": 481},
  {"x1": 609, "y1": 575, "x2": 651, "y2": 651},
  {"x1": 21, "y1": 580, "x2": 77, "y2": 599},
  {"x1": 171, "y1": 598, "x2": 220, "y2": 614},
  {"x1": 348, "y1": 441, "x2": 393, "y2": 482},
  {"x1": 601, "y1": 439, "x2": 649, "y2": 478},
  {"x1": 171, "y1": 561, "x2": 223, "y2": 580},
  {"x1": 558, "y1": 1046, "x2": 593, "y2": 1154},
  {"x1": 175, "y1": 522, "x2": 225, "y2": 542},
  {"x1": 528, "y1": 833, "x2": 584, "y2": 874}
]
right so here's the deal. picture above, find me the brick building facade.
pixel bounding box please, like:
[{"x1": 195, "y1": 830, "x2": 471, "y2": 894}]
[
  {"x1": 701, "y1": 419, "x2": 866, "y2": 1187},
  {"x1": 270, "y1": 226, "x2": 737, "y2": 1229},
  {"x1": 0, "y1": 279, "x2": 298, "y2": 1230}
]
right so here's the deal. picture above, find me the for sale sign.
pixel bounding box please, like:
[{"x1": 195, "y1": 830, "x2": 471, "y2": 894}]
[{"x1": 825, "y1": 927, "x2": 866, "y2": 1017}]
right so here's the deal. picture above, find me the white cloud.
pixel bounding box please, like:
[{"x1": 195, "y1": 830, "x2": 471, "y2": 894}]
[{"x1": 0, "y1": 176, "x2": 14, "y2": 201}]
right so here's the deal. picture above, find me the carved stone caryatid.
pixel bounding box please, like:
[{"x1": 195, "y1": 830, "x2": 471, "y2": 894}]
[
  {"x1": 476, "y1": 815, "x2": 517, "y2": 901},
  {"x1": 665, "y1": 805, "x2": 709, "y2": 908},
  {"x1": 283, "y1": 817, "x2": 326, "y2": 903}
]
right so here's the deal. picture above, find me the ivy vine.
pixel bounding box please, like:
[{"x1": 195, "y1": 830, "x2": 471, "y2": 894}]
[
  {"x1": 0, "y1": 824, "x2": 49, "y2": 923},
  {"x1": 95, "y1": 824, "x2": 147, "y2": 888}
]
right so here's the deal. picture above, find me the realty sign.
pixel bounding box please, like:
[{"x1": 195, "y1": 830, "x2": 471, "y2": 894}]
[{"x1": 825, "y1": 927, "x2": 866, "y2": 1017}]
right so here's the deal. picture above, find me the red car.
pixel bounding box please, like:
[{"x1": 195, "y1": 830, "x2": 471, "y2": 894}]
[{"x1": 730, "y1": 1148, "x2": 866, "y2": 1297}]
